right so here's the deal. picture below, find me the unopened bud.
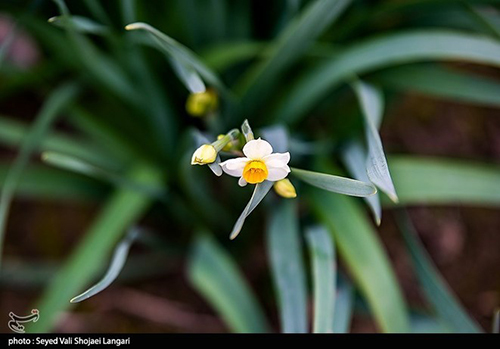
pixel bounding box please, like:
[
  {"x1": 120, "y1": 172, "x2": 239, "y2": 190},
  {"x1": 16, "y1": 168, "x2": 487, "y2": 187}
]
[
  {"x1": 191, "y1": 144, "x2": 218, "y2": 165},
  {"x1": 186, "y1": 89, "x2": 218, "y2": 117},
  {"x1": 273, "y1": 178, "x2": 297, "y2": 198}
]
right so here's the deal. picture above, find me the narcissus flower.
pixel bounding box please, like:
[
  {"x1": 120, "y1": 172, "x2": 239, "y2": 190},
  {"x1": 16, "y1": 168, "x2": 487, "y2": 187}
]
[{"x1": 220, "y1": 138, "x2": 291, "y2": 187}]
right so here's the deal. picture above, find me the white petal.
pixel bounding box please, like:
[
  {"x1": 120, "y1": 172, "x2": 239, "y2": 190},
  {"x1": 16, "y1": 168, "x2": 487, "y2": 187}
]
[
  {"x1": 238, "y1": 177, "x2": 248, "y2": 187},
  {"x1": 263, "y1": 152, "x2": 290, "y2": 168},
  {"x1": 266, "y1": 167, "x2": 290, "y2": 181},
  {"x1": 242, "y1": 138, "x2": 273, "y2": 159},
  {"x1": 220, "y1": 157, "x2": 248, "y2": 177}
]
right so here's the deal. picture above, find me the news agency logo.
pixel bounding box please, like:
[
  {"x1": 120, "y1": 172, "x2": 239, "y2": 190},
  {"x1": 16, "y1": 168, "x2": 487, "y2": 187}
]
[{"x1": 8, "y1": 309, "x2": 39, "y2": 333}]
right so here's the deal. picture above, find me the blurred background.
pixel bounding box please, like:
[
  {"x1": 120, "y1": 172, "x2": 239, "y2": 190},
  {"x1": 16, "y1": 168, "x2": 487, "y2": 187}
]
[{"x1": 0, "y1": 0, "x2": 499, "y2": 333}]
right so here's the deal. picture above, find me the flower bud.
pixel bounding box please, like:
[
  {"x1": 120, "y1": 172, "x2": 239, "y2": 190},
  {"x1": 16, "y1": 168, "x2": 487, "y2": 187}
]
[
  {"x1": 191, "y1": 144, "x2": 218, "y2": 165},
  {"x1": 273, "y1": 178, "x2": 297, "y2": 198},
  {"x1": 186, "y1": 89, "x2": 218, "y2": 117}
]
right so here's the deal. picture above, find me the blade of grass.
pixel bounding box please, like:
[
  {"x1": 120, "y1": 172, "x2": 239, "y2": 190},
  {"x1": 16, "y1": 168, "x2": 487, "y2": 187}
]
[
  {"x1": 291, "y1": 167, "x2": 377, "y2": 197},
  {"x1": 70, "y1": 228, "x2": 139, "y2": 303},
  {"x1": 386, "y1": 156, "x2": 500, "y2": 206},
  {"x1": 187, "y1": 233, "x2": 270, "y2": 333},
  {"x1": 306, "y1": 225, "x2": 336, "y2": 333},
  {"x1": 352, "y1": 79, "x2": 398, "y2": 202},
  {"x1": 0, "y1": 83, "x2": 79, "y2": 270},
  {"x1": 374, "y1": 64, "x2": 500, "y2": 108},
  {"x1": 29, "y1": 163, "x2": 163, "y2": 332},
  {"x1": 308, "y1": 161, "x2": 409, "y2": 332},
  {"x1": 266, "y1": 200, "x2": 307, "y2": 333},
  {"x1": 395, "y1": 210, "x2": 482, "y2": 333},
  {"x1": 273, "y1": 30, "x2": 500, "y2": 124},
  {"x1": 332, "y1": 274, "x2": 354, "y2": 333},
  {"x1": 236, "y1": 0, "x2": 352, "y2": 119}
]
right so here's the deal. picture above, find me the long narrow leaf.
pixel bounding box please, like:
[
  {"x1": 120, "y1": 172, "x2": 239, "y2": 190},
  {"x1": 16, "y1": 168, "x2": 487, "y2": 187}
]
[
  {"x1": 237, "y1": 0, "x2": 352, "y2": 118},
  {"x1": 70, "y1": 228, "x2": 139, "y2": 303},
  {"x1": 48, "y1": 15, "x2": 109, "y2": 35},
  {"x1": 229, "y1": 181, "x2": 274, "y2": 240},
  {"x1": 29, "y1": 163, "x2": 163, "y2": 332},
  {"x1": 0, "y1": 115, "x2": 121, "y2": 170},
  {"x1": 386, "y1": 156, "x2": 500, "y2": 206},
  {"x1": 41, "y1": 152, "x2": 166, "y2": 200},
  {"x1": 0, "y1": 164, "x2": 106, "y2": 201},
  {"x1": 0, "y1": 83, "x2": 79, "y2": 269},
  {"x1": 125, "y1": 22, "x2": 227, "y2": 95},
  {"x1": 187, "y1": 233, "x2": 270, "y2": 333},
  {"x1": 332, "y1": 274, "x2": 354, "y2": 333},
  {"x1": 266, "y1": 200, "x2": 307, "y2": 333},
  {"x1": 395, "y1": 211, "x2": 482, "y2": 333},
  {"x1": 291, "y1": 167, "x2": 377, "y2": 197},
  {"x1": 374, "y1": 64, "x2": 500, "y2": 108},
  {"x1": 306, "y1": 225, "x2": 336, "y2": 333},
  {"x1": 352, "y1": 80, "x2": 398, "y2": 202},
  {"x1": 308, "y1": 161, "x2": 409, "y2": 332},
  {"x1": 53, "y1": 0, "x2": 139, "y2": 104},
  {"x1": 341, "y1": 141, "x2": 382, "y2": 225},
  {"x1": 274, "y1": 30, "x2": 500, "y2": 124}
]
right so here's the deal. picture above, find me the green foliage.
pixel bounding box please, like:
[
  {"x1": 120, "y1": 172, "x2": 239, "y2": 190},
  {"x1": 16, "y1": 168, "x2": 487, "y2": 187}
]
[{"x1": 1, "y1": 0, "x2": 498, "y2": 333}]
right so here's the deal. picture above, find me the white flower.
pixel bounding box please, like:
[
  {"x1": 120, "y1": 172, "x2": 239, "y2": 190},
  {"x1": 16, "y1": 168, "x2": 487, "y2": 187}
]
[{"x1": 220, "y1": 138, "x2": 291, "y2": 187}]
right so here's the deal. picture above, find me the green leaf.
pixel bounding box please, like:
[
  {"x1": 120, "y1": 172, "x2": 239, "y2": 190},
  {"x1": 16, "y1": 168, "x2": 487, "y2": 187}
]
[
  {"x1": 70, "y1": 228, "x2": 139, "y2": 303},
  {"x1": 410, "y1": 314, "x2": 452, "y2": 333},
  {"x1": 266, "y1": 200, "x2": 307, "y2": 333},
  {"x1": 53, "y1": 0, "x2": 139, "y2": 104},
  {"x1": 341, "y1": 141, "x2": 382, "y2": 225},
  {"x1": 374, "y1": 64, "x2": 500, "y2": 108},
  {"x1": 332, "y1": 274, "x2": 354, "y2": 333},
  {"x1": 29, "y1": 163, "x2": 163, "y2": 332},
  {"x1": 352, "y1": 80, "x2": 398, "y2": 202},
  {"x1": 308, "y1": 162, "x2": 409, "y2": 332},
  {"x1": 48, "y1": 15, "x2": 109, "y2": 35},
  {"x1": 169, "y1": 57, "x2": 206, "y2": 93},
  {"x1": 395, "y1": 211, "x2": 482, "y2": 333},
  {"x1": 187, "y1": 233, "x2": 270, "y2": 333},
  {"x1": 125, "y1": 22, "x2": 228, "y2": 95},
  {"x1": 0, "y1": 83, "x2": 79, "y2": 269},
  {"x1": 236, "y1": 0, "x2": 352, "y2": 117},
  {"x1": 41, "y1": 152, "x2": 167, "y2": 200},
  {"x1": 229, "y1": 181, "x2": 274, "y2": 240},
  {"x1": 306, "y1": 225, "x2": 336, "y2": 333},
  {"x1": 274, "y1": 30, "x2": 500, "y2": 124},
  {"x1": 386, "y1": 156, "x2": 500, "y2": 206},
  {"x1": 0, "y1": 114, "x2": 119, "y2": 170},
  {"x1": 0, "y1": 164, "x2": 106, "y2": 201},
  {"x1": 291, "y1": 167, "x2": 377, "y2": 197}
]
